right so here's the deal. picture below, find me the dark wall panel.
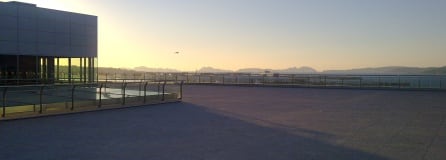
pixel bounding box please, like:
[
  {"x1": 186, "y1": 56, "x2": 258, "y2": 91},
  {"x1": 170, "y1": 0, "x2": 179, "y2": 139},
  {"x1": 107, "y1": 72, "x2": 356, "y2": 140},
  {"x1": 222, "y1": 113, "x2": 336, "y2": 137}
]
[{"x1": 0, "y1": 2, "x2": 97, "y2": 58}]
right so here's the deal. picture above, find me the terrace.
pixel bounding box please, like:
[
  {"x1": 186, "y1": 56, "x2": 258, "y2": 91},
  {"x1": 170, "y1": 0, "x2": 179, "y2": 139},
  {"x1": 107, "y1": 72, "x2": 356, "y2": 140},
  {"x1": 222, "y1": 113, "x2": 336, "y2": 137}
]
[{"x1": 1, "y1": 85, "x2": 445, "y2": 160}]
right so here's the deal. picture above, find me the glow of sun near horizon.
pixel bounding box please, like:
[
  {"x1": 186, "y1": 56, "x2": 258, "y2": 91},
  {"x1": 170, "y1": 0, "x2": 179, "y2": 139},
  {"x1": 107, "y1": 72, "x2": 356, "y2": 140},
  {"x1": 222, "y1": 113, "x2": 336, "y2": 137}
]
[{"x1": 5, "y1": 0, "x2": 446, "y2": 71}]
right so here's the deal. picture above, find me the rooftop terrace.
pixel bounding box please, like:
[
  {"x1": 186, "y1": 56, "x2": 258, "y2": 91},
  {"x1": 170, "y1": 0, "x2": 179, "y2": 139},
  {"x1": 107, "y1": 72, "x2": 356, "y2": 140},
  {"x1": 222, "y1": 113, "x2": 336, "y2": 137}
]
[{"x1": 1, "y1": 85, "x2": 445, "y2": 159}]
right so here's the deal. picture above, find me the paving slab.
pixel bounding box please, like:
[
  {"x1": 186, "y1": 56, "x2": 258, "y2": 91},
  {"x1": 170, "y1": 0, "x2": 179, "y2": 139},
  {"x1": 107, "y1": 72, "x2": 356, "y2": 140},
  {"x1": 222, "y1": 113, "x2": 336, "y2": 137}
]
[{"x1": 1, "y1": 85, "x2": 445, "y2": 160}]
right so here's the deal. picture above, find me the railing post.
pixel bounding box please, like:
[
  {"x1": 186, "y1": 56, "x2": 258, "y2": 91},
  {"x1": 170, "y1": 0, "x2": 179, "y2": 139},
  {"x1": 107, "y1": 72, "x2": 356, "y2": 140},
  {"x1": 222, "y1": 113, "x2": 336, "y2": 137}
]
[
  {"x1": 248, "y1": 74, "x2": 252, "y2": 84},
  {"x1": 398, "y1": 75, "x2": 401, "y2": 88},
  {"x1": 71, "y1": 85, "x2": 75, "y2": 110},
  {"x1": 359, "y1": 78, "x2": 362, "y2": 88},
  {"x1": 98, "y1": 83, "x2": 103, "y2": 108},
  {"x1": 179, "y1": 80, "x2": 184, "y2": 100},
  {"x1": 63, "y1": 72, "x2": 66, "y2": 84},
  {"x1": 104, "y1": 79, "x2": 107, "y2": 92},
  {"x1": 198, "y1": 75, "x2": 201, "y2": 83},
  {"x1": 139, "y1": 80, "x2": 142, "y2": 96},
  {"x1": 324, "y1": 76, "x2": 327, "y2": 87},
  {"x1": 378, "y1": 76, "x2": 381, "y2": 88},
  {"x1": 222, "y1": 75, "x2": 225, "y2": 84},
  {"x1": 418, "y1": 78, "x2": 421, "y2": 88},
  {"x1": 307, "y1": 76, "x2": 310, "y2": 86},
  {"x1": 122, "y1": 82, "x2": 127, "y2": 105},
  {"x1": 39, "y1": 86, "x2": 45, "y2": 114},
  {"x1": 162, "y1": 81, "x2": 166, "y2": 101},
  {"x1": 235, "y1": 75, "x2": 238, "y2": 84},
  {"x1": 133, "y1": 73, "x2": 137, "y2": 81},
  {"x1": 144, "y1": 82, "x2": 148, "y2": 103},
  {"x1": 2, "y1": 87, "x2": 7, "y2": 117},
  {"x1": 157, "y1": 81, "x2": 161, "y2": 99}
]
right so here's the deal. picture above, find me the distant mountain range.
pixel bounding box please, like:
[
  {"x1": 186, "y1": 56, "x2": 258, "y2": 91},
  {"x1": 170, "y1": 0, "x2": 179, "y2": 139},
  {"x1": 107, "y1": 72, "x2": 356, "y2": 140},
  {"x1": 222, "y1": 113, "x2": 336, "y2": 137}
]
[
  {"x1": 322, "y1": 66, "x2": 446, "y2": 75},
  {"x1": 196, "y1": 67, "x2": 232, "y2": 73},
  {"x1": 235, "y1": 67, "x2": 317, "y2": 74},
  {"x1": 197, "y1": 66, "x2": 446, "y2": 75},
  {"x1": 134, "y1": 66, "x2": 180, "y2": 73},
  {"x1": 97, "y1": 66, "x2": 446, "y2": 75}
]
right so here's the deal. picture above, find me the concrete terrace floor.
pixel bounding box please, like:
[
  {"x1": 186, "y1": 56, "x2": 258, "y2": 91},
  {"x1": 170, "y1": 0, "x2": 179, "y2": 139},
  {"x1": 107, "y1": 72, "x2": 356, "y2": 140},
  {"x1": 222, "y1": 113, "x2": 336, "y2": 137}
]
[{"x1": 1, "y1": 85, "x2": 446, "y2": 160}]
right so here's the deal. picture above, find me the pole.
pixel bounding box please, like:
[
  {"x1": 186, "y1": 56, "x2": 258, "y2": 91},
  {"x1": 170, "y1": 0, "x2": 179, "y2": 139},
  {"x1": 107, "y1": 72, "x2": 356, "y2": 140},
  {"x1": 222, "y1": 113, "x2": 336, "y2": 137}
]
[
  {"x1": 71, "y1": 85, "x2": 75, "y2": 110},
  {"x1": 398, "y1": 75, "x2": 401, "y2": 88},
  {"x1": 144, "y1": 82, "x2": 148, "y2": 103},
  {"x1": 179, "y1": 81, "x2": 184, "y2": 100},
  {"x1": 248, "y1": 74, "x2": 251, "y2": 84},
  {"x1": 378, "y1": 76, "x2": 381, "y2": 88},
  {"x1": 139, "y1": 80, "x2": 142, "y2": 96},
  {"x1": 39, "y1": 86, "x2": 44, "y2": 114},
  {"x1": 157, "y1": 81, "x2": 161, "y2": 99},
  {"x1": 2, "y1": 87, "x2": 7, "y2": 117},
  {"x1": 235, "y1": 75, "x2": 238, "y2": 84},
  {"x1": 418, "y1": 78, "x2": 421, "y2": 88},
  {"x1": 222, "y1": 75, "x2": 225, "y2": 84},
  {"x1": 104, "y1": 78, "x2": 107, "y2": 92},
  {"x1": 98, "y1": 83, "x2": 103, "y2": 108},
  {"x1": 359, "y1": 78, "x2": 362, "y2": 88},
  {"x1": 162, "y1": 81, "x2": 166, "y2": 101},
  {"x1": 122, "y1": 82, "x2": 127, "y2": 105},
  {"x1": 324, "y1": 76, "x2": 327, "y2": 87},
  {"x1": 307, "y1": 76, "x2": 310, "y2": 86}
]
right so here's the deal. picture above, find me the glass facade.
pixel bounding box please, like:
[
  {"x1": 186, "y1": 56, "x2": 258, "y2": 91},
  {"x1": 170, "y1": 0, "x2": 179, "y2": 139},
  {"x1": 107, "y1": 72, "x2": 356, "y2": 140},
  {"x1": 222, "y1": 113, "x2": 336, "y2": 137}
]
[
  {"x1": 0, "y1": 55, "x2": 97, "y2": 85},
  {"x1": 0, "y1": 2, "x2": 97, "y2": 85}
]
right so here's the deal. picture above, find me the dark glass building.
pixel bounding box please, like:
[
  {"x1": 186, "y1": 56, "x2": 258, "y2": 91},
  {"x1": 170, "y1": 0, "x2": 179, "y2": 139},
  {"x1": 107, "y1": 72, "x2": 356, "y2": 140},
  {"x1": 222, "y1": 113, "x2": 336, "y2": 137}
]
[{"x1": 0, "y1": 1, "x2": 97, "y2": 85}]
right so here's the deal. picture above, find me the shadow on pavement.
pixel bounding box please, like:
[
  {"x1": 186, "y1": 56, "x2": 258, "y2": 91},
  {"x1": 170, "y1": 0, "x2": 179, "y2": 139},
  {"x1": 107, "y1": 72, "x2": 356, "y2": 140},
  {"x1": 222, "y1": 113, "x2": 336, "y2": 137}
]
[{"x1": 0, "y1": 102, "x2": 387, "y2": 160}]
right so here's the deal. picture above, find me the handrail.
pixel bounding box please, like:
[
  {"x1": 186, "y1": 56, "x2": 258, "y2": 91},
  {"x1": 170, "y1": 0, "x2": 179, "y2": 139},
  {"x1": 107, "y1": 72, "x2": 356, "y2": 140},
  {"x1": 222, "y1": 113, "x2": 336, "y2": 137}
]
[
  {"x1": 94, "y1": 72, "x2": 445, "y2": 91},
  {"x1": 0, "y1": 80, "x2": 183, "y2": 119}
]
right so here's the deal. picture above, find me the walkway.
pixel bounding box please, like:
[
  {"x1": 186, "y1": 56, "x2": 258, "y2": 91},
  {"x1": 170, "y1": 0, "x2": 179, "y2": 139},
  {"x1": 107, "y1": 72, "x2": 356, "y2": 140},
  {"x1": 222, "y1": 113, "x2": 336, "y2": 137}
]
[{"x1": 1, "y1": 85, "x2": 445, "y2": 160}]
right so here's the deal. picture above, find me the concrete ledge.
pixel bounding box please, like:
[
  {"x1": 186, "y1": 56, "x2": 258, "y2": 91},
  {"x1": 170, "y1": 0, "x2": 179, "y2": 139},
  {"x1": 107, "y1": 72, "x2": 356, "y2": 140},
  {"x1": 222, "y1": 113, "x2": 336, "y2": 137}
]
[
  {"x1": 185, "y1": 82, "x2": 446, "y2": 92},
  {"x1": 0, "y1": 99, "x2": 181, "y2": 121}
]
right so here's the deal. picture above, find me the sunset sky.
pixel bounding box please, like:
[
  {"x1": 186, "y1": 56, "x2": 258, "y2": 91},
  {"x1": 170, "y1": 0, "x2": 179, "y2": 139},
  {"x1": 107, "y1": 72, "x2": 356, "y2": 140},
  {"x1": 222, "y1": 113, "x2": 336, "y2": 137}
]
[{"x1": 4, "y1": 0, "x2": 446, "y2": 71}]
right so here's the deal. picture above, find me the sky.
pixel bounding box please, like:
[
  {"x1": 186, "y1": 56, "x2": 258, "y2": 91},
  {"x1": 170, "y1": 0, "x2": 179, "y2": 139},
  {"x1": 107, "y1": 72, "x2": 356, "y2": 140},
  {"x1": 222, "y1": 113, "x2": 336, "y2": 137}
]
[{"x1": 3, "y1": 0, "x2": 446, "y2": 71}]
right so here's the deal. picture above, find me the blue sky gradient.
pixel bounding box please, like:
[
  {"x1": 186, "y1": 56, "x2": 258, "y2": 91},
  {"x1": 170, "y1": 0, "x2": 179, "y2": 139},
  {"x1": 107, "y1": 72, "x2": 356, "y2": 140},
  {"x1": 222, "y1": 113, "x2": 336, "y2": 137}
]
[{"x1": 4, "y1": 0, "x2": 446, "y2": 71}]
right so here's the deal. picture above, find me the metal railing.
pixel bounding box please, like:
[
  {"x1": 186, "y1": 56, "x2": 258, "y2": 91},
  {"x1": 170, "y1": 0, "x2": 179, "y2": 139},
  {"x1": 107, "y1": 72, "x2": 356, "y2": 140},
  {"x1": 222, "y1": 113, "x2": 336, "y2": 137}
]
[
  {"x1": 0, "y1": 72, "x2": 95, "y2": 85},
  {"x1": 98, "y1": 72, "x2": 446, "y2": 90},
  {"x1": 1, "y1": 80, "x2": 183, "y2": 119}
]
